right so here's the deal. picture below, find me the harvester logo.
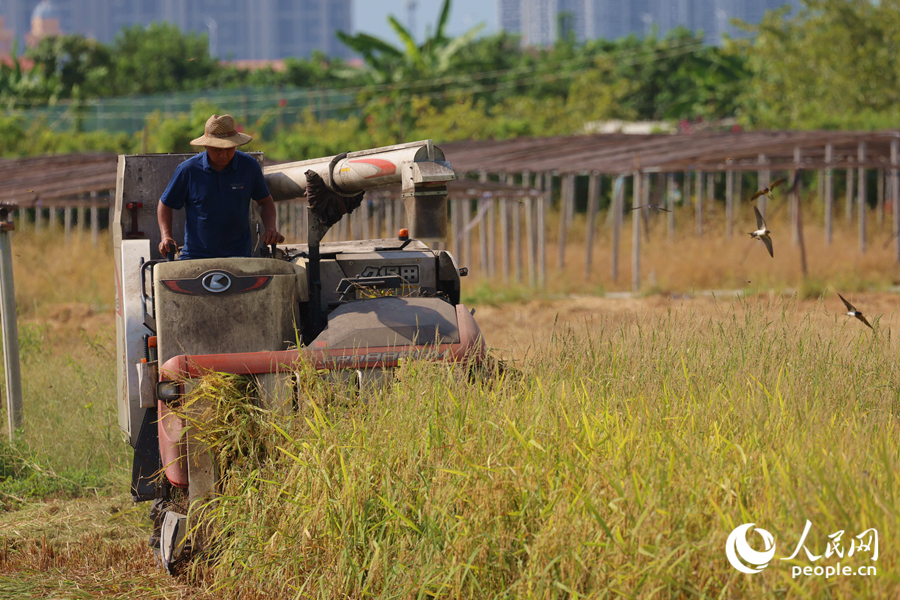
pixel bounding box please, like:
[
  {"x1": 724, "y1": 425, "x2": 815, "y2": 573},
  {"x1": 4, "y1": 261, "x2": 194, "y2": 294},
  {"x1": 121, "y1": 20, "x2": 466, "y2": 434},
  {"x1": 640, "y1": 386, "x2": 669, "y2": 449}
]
[
  {"x1": 726, "y1": 524, "x2": 776, "y2": 574},
  {"x1": 201, "y1": 272, "x2": 232, "y2": 293}
]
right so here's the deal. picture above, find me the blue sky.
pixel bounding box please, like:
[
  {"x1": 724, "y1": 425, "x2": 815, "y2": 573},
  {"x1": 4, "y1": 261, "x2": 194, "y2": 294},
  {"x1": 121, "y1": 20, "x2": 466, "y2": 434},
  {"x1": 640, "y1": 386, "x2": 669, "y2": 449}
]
[{"x1": 354, "y1": 0, "x2": 497, "y2": 43}]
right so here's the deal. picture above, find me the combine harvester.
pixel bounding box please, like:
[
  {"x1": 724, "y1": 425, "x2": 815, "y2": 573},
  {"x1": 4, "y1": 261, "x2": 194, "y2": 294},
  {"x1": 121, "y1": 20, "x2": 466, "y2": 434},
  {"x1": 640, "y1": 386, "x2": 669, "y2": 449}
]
[{"x1": 112, "y1": 141, "x2": 486, "y2": 571}]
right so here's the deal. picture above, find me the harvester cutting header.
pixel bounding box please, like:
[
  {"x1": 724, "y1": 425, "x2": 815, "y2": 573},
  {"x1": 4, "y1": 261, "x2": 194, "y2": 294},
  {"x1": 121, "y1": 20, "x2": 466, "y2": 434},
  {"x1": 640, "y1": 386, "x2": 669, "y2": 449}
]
[{"x1": 112, "y1": 139, "x2": 486, "y2": 571}]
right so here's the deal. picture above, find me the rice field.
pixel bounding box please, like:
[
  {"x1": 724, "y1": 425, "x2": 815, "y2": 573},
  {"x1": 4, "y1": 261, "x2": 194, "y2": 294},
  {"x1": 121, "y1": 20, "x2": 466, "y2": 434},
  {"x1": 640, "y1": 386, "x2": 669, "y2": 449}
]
[{"x1": 0, "y1": 224, "x2": 898, "y2": 598}]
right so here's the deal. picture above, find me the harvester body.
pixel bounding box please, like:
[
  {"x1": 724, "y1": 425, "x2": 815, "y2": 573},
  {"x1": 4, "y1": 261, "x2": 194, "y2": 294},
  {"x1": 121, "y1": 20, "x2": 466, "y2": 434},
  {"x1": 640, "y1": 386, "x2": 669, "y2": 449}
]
[{"x1": 111, "y1": 142, "x2": 484, "y2": 569}]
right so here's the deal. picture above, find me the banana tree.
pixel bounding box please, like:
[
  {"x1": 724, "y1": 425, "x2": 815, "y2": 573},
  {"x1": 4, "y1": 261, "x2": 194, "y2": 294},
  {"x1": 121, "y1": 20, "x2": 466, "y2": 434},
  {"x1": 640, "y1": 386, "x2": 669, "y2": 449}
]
[
  {"x1": 336, "y1": 0, "x2": 483, "y2": 85},
  {"x1": 336, "y1": 0, "x2": 484, "y2": 142}
]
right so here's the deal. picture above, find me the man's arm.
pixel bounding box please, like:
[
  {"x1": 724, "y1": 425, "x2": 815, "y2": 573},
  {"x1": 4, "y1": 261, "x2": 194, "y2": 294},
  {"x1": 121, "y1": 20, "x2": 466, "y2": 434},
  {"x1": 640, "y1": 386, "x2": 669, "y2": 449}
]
[
  {"x1": 256, "y1": 196, "x2": 285, "y2": 245},
  {"x1": 157, "y1": 201, "x2": 177, "y2": 256}
]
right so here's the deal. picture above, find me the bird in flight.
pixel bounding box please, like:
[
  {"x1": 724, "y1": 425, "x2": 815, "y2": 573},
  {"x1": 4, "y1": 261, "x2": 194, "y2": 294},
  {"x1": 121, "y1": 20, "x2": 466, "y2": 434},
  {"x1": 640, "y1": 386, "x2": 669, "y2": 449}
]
[
  {"x1": 627, "y1": 203, "x2": 671, "y2": 212},
  {"x1": 749, "y1": 206, "x2": 773, "y2": 257},
  {"x1": 749, "y1": 178, "x2": 787, "y2": 202},
  {"x1": 837, "y1": 293, "x2": 873, "y2": 329}
]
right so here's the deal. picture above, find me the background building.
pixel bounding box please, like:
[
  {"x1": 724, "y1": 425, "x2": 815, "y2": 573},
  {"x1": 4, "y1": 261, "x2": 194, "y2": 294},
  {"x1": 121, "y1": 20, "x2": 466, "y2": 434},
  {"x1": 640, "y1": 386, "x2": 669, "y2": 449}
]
[
  {"x1": 500, "y1": 0, "x2": 803, "y2": 46},
  {"x1": 0, "y1": 0, "x2": 354, "y2": 60}
]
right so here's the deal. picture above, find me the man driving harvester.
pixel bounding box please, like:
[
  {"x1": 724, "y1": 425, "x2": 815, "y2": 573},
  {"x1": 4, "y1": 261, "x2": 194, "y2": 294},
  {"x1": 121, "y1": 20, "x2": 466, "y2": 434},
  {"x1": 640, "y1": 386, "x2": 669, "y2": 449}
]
[{"x1": 157, "y1": 113, "x2": 285, "y2": 259}]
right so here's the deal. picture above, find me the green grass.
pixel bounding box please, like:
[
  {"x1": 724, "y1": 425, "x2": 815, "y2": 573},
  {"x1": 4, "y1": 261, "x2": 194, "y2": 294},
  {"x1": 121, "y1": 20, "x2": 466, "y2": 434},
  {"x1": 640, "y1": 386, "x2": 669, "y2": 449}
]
[
  {"x1": 0, "y1": 321, "x2": 128, "y2": 503},
  {"x1": 172, "y1": 295, "x2": 900, "y2": 598}
]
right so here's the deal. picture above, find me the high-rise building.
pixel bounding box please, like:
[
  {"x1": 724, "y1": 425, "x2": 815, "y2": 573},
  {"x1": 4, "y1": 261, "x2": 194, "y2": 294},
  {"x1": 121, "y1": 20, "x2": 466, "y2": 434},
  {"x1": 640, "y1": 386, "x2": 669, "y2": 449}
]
[
  {"x1": 501, "y1": 0, "x2": 587, "y2": 46},
  {"x1": 0, "y1": 0, "x2": 354, "y2": 60},
  {"x1": 500, "y1": 0, "x2": 802, "y2": 46}
]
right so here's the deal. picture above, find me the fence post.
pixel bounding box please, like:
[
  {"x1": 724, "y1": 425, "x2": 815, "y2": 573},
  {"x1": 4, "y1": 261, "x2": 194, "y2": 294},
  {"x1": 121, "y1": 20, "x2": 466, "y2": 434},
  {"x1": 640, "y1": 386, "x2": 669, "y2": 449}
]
[
  {"x1": 642, "y1": 171, "x2": 651, "y2": 241},
  {"x1": 611, "y1": 175, "x2": 623, "y2": 283},
  {"x1": 487, "y1": 195, "x2": 496, "y2": 278},
  {"x1": 585, "y1": 172, "x2": 600, "y2": 277},
  {"x1": 667, "y1": 173, "x2": 675, "y2": 242},
  {"x1": 892, "y1": 140, "x2": 899, "y2": 262},
  {"x1": 695, "y1": 170, "x2": 704, "y2": 237},
  {"x1": 557, "y1": 174, "x2": 571, "y2": 269},
  {"x1": 632, "y1": 171, "x2": 641, "y2": 292},
  {"x1": 361, "y1": 198, "x2": 369, "y2": 241},
  {"x1": 525, "y1": 195, "x2": 535, "y2": 287},
  {"x1": 735, "y1": 168, "x2": 742, "y2": 217},
  {"x1": 795, "y1": 162, "x2": 809, "y2": 280},
  {"x1": 825, "y1": 144, "x2": 833, "y2": 246},
  {"x1": 858, "y1": 142, "x2": 867, "y2": 253},
  {"x1": 509, "y1": 174, "x2": 522, "y2": 283},
  {"x1": 725, "y1": 161, "x2": 734, "y2": 238},
  {"x1": 90, "y1": 206, "x2": 99, "y2": 246},
  {"x1": 539, "y1": 174, "x2": 550, "y2": 287},
  {"x1": 77, "y1": 205, "x2": 86, "y2": 237},
  {"x1": 565, "y1": 173, "x2": 575, "y2": 228},
  {"x1": 371, "y1": 197, "x2": 382, "y2": 239},
  {"x1": 844, "y1": 168, "x2": 853, "y2": 225},
  {"x1": 758, "y1": 154, "x2": 769, "y2": 217},
  {"x1": 64, "y1": 207, "x2": 73, "y2": 241},
  {"x1": 478, "y1": 172, "x2": 489, "y2": 277},
  {"x1": 684, "y1": 170, "x2": 692, "y2": 212},
  {"x1": 792, "y1": 147, "x2": 801, "y2": 246},
  {"x1": 0, "y1": 211, "x2": 23, "y2": 442},
  {"x1": 500, "y1": 194, "x2": 509, "y2": 282}
]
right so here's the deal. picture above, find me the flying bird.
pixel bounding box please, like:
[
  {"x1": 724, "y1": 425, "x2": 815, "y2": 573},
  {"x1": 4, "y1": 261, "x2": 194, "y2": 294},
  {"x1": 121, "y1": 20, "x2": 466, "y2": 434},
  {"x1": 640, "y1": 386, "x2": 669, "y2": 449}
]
[
  {"x1": 749, "y1": 178, "x2": 787, "y2": 202},
  {"x1": 837, "y1": 293, "x2": 873, "y2": 330},
  {"x1": 749, "y1": 206, "x2": 773, "y2": 257},
  {"x1": 627, "y1": 203, "x2": 671, "y2": 212}
]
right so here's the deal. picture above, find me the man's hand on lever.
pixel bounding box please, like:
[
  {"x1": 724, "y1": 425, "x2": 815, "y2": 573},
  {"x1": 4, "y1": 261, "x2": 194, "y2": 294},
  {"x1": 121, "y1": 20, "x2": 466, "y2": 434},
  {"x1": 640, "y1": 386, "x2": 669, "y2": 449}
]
[
  {"x1": 158, "y1": 236, "x2": 177, "y2": 257},
  {"x1": 263, "y1": 228, "x2": 285, "y2": 245}
]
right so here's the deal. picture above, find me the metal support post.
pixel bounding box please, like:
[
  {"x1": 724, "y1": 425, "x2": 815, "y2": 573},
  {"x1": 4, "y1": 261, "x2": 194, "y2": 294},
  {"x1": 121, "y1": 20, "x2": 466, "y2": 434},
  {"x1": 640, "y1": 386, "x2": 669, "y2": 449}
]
[{"x1": 0, "y1": 209, "x2": 23, "y2": 441}]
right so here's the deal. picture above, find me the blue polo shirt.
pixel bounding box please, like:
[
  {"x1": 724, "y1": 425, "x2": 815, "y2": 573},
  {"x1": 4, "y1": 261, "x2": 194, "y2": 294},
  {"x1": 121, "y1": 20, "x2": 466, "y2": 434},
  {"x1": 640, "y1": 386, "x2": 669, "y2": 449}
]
[{"x1": 160, "y1": 151, "x2": 271, "y2": 260}]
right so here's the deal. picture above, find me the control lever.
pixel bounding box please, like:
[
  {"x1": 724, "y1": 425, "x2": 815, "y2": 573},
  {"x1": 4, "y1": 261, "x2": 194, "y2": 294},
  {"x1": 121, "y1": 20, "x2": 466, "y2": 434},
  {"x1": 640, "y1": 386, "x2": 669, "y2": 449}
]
[{"x1": 163, "y1": 241, "x2": 176, "y2": 262}]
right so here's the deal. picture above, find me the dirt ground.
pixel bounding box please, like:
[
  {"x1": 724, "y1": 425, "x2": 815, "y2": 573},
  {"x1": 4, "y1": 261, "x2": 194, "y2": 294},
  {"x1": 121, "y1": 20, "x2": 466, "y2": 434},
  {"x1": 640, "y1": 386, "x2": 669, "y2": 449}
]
[{"x1": 473, "y1": 289, "x2": 899, "y2": 360}]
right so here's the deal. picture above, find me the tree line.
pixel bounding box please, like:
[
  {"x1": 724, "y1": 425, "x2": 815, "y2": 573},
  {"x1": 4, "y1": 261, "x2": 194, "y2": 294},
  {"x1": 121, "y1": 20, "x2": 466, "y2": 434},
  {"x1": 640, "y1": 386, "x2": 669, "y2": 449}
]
[{"x1": 0, "y1": 0, "x2": 896, "y2": 160}]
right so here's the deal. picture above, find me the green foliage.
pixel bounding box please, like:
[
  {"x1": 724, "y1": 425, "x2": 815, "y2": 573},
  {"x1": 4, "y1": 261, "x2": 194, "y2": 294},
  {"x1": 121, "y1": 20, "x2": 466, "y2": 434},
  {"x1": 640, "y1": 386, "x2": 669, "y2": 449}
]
[
  {"x1": 737, "y1": 0, "x2": 900, "y2": 128},
  {"x1": 138, "y1": 100, "x2": 222, "y2": 153},
  {"x1": 262, "y1": 109, "x2": 374, "y2": 159},
  {"x1": 0, "y1": 113, "x2": 131, "y2": 156},
  {"x1": 0, "y1": 114, "x2": 28, "y2": 154},
  {"x1": 26, "y1": 34, "x2": 114, "y2": 102},
  {"x1": 335, "y1": 0, "x2": 483, "y2": 86},
  {"x1": 112, "y1": 23, "x2": 218, "y2": 95},
  {"x1": 0, "y1": 39, "x2": 40, "y2": 107},
  {"x1": 4, "y1": 0, "x2": 900, "y2": 148}
]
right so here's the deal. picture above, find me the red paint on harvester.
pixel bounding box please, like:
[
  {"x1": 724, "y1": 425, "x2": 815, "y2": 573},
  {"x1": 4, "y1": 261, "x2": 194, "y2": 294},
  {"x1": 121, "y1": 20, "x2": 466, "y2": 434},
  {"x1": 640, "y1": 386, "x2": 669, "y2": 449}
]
[{"x1": 348, "y1": 158, "x2": 396, "y2": 178}]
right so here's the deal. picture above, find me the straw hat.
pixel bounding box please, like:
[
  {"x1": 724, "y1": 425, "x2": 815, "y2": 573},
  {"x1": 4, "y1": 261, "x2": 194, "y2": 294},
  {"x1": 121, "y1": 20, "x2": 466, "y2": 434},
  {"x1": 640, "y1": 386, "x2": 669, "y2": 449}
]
[{"x1": 190, "y1": 114, "x2": 252, "y2": 148}]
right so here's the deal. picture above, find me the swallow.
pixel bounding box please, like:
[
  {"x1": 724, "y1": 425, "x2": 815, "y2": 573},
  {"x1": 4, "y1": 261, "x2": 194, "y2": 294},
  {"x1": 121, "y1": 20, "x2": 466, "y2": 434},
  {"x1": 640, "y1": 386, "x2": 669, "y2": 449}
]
[
  {"x1": 749, "y1": 178, "x2": 787, "y2": 202},
  {"x1": 627, "y1": 204, "x2": 671, "y2": 212},
  {"x1": 837, "y1": 293, "x2": 873, "y2": 329},
  {"x1": 749, "y1": 205, "x2": 773, "y2": 257}
]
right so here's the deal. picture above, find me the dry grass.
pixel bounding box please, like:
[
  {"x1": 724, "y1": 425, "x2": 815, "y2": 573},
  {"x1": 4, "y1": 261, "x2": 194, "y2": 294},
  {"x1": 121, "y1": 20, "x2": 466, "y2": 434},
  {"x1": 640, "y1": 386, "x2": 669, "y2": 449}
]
[
  {"x1": 169, "y1": 295, "x2": 900, "y2": 599},
  {"x1": 463, "y1": 202, "x2": 900, "y2": 295},
  {"x1": 0, "y1": 218, "x2": 898, "y2": 597},
  {"x1": 0, "y1": 228, "x2": 125, "y2": 494}
]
